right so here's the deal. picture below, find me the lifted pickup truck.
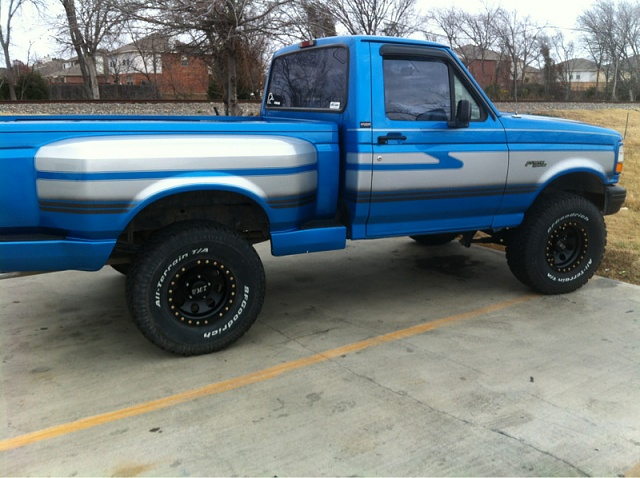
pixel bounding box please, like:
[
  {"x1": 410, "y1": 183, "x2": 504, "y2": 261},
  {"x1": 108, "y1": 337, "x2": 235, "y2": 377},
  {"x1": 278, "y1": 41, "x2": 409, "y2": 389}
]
[{"x1": 0, "y1": 36, "x2": 626, "y2": 355}]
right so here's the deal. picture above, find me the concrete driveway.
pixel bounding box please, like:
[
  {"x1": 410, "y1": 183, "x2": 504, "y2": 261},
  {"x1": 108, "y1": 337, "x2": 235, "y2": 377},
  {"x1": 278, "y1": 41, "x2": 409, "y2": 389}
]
[{"x1": 1, "y1": 238, "x2": 639, "y2": 476}]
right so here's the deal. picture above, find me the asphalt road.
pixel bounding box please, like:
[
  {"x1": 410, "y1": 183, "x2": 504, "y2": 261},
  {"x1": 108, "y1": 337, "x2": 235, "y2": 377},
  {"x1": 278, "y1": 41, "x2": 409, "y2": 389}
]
[{"x1": 1, "y1": 238, "x2": 639, "y2": 476}]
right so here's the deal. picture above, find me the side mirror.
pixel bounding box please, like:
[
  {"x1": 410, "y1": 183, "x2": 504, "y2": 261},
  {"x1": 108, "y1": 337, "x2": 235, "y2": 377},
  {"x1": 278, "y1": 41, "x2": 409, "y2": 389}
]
[{"x1": 449, "y1": 99, "x2": 471, "y2": 129}]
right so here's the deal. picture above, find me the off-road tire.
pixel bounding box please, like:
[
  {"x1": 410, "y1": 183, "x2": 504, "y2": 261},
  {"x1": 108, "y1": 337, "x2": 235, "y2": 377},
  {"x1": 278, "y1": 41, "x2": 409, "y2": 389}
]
[
  {"x1": 506, "y1": 192, "x2": 606, "y2": 294},
  {"x1": 126, "y1": 221, "x2": 265, "y2": 355}
]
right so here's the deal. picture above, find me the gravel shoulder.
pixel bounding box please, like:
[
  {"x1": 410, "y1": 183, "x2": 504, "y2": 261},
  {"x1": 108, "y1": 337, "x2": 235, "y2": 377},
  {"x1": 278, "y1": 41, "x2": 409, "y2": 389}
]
[{"x1": 1, "y1": 101, "x2": 638, "y2": 116}]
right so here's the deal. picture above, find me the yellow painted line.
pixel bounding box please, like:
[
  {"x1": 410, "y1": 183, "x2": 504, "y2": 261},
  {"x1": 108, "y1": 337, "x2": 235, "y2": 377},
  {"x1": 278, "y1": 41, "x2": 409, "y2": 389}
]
[{"x1": 0, "y1": 294, "x2": 536, "y2": 452}]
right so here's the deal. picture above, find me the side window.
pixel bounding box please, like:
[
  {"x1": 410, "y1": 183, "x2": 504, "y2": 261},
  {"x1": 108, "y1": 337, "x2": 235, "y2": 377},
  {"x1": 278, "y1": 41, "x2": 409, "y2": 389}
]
[
  {"x1": 384, "y1": 56, "x2": 484, "y2": 122},
  {"x1": 384, "y1": 58, "x2": 450, "y2": 121}
]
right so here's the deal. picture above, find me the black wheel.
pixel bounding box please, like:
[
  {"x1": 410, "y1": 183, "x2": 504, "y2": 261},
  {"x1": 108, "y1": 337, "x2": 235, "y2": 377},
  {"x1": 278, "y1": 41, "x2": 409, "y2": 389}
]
[
  {"x1": 111, "y1": 264, "x2": 130, "y2": 275},
  {"x1": 126, "y1": 222, "x2": 265, "y2": 355},
  {"x1": 506, "y1": 192, "x2": 606, "y2": 294},
  {"x1": 410, "y1": 233, "x2": 458, "y2": 246}
]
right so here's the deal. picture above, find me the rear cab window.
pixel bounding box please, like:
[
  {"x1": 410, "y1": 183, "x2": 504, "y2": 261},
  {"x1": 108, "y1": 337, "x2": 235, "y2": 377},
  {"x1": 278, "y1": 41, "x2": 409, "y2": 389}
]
[{"x1": 265, "y1": 46, "x2": 349, "y2": 112}]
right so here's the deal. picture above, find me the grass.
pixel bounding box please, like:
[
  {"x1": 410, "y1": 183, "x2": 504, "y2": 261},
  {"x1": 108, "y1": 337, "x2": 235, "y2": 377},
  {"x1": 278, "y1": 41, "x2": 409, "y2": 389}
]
[{"x1": 540, "y1": 108, "x2": 640, "y2": 286}]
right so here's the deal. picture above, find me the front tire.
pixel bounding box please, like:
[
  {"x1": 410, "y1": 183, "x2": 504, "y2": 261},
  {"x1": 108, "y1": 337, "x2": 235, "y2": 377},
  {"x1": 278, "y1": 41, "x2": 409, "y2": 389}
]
[
  {"x1": 126, "y1": 222, "x2": 266, "y2": 355},
  {"x1": 506, "y1": 192, "x2": 606, "y2": 294}
]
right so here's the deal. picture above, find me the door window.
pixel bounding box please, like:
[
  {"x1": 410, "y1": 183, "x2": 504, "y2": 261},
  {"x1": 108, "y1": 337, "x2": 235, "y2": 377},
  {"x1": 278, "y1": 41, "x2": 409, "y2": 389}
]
[{"x1": 383, "y1": 57, "x2": 483, "y2": 122}]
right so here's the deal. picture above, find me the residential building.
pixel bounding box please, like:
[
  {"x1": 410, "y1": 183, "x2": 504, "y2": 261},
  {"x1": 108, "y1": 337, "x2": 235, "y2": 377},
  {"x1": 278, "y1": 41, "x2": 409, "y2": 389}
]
[
  {"x1": 454, "y1": 45, "x2": 511, "y2": 91},
  {"x1": 34, "y1": 35, "x2": 211, "y2": 99},
  {"x1": 108, "y1": 34, "x2": 211, "y2": 99},
  {"x1": 556, "y1": 58, "x2": 605, "y2": 91}
]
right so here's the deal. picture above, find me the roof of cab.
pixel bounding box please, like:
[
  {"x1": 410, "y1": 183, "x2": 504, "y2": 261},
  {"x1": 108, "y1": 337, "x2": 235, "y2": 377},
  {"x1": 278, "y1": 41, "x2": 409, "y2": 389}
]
[{"x1": 273, "y1": 35, "x2": 450, "y2": 57}]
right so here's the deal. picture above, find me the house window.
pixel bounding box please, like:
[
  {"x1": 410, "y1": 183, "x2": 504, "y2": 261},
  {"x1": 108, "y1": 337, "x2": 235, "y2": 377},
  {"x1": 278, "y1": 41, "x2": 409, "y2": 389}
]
[
  {"x1": 576, "y1": 74, "x2": 581, "y2": 80},
  {"x1": 181, "y1": 55, "x2": 189, "y2": 66},
  {"x1": 126, "y1": 75, "x2": 134, "y2": 85}
]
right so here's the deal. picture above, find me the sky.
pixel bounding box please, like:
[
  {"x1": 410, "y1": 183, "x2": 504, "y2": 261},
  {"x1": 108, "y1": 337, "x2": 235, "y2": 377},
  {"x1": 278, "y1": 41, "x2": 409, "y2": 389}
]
[
  {"x1": 4, "y1": 0, "x2": 596, "y2": 64},
  {"x1": 421, "y1": 0, "x2": 595, "y2": 33}
]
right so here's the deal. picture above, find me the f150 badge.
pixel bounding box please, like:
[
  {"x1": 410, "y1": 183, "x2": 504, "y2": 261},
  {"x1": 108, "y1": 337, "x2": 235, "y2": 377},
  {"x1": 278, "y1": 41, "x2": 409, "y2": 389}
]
[{"x1": 525, "y1": 161, "x2": 547, "y2": 168}]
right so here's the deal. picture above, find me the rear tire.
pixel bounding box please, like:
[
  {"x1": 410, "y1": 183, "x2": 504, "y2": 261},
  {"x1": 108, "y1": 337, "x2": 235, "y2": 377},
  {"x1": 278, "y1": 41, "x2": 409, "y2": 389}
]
[
  {"x1": 506, "y1": 192, "x2": 606, "y2": 294},
  {"x1": 126, "y1": 222, "x2": 265, "y2": 355}
]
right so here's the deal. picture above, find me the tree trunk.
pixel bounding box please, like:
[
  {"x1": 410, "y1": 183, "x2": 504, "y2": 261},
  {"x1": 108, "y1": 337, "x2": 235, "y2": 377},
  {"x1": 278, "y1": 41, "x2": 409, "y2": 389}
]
[
  {"x1": 611, "y1": 64, "x2": 618, "y2": 101},
  {"x1": 1, "y1": 40, "x2": 17, "y2": 100},
  {"x1": 226, "y1": 47, "x2": 239, "y2": 116},
  {"x1": 86, "y1": 53, "x2": 101, "y2": 99},
  {"x1": 60, "y1": 0, "x2": 101, "y2": 99}
]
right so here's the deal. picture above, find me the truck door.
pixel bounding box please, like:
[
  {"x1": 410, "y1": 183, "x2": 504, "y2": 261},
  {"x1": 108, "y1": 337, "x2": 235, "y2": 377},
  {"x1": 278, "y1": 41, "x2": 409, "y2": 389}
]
[{"x1": 366, "y1": 43, "x2": 509, "y2": 237}]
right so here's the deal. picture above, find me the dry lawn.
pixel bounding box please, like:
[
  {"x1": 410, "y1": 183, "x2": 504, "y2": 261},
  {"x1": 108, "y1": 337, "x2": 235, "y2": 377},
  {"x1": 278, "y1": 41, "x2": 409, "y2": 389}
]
[{"x1": 540, "y1": 108, "x2": 640, "y2": 286}]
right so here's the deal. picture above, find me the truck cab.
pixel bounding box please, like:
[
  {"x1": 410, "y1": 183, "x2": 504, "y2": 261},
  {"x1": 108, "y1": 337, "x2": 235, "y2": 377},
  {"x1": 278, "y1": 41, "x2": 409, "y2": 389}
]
[{"x1": 263, "y1": 36, "x2": 624, "y2": 239}]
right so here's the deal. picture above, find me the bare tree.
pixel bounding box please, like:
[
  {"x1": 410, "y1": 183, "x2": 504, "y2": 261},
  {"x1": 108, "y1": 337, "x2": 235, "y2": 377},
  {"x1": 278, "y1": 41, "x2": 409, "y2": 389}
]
[
  {"x1": 578, "y1": 0, "x2": 625, "y2": 100},
  {"x1": 1, "y1": 0, "x2": 39, "y2": 100},
  {"x1": 551, "y1": 31, "x2": 576, "y2": 100},
  {"x1": 617, "y1": 1, "x2": 640, "y2": 100},
  {"x1": 55, "y1": 0, "x2": 126, "y2": 99},
  {"x1": 581, "y1": 31, "x2": 607, "y2": 98},
  {"x1": 425, "y1": 7, "x2": 464, "y2": 49},
  {"x1": 121, "y1": 0, "x2": 291, "y2": 115},
  {"x1": 109, "y1": 29, "x2": 165, "y2": 98},
  {"x1": 458, "y1": 6, "x2": 501, "y2": 86},
  {"x1": 281, "y1": 0, "x2": 337, "y2": 41},
  {"x1": 536, "y1": 35, "x2": 556, "y2": 98},
  {"x1": 494, "y1": 9, "x2": 545, "y2": 100},
  {"x1": 326, "y1": 0, "x2": 421, "y2": 37}
]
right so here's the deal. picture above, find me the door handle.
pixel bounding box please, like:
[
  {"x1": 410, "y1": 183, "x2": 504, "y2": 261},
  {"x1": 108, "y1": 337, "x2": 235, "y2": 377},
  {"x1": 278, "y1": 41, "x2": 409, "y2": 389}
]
[{"x1": 377, "y1": 132, "x2": 407, "y2": 144}]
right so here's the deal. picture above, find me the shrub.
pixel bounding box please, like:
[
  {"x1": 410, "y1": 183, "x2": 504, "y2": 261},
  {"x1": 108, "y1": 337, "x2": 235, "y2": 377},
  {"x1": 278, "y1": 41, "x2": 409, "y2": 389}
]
[{"x1": 1, "y1": 70, "x2": 50, "y2": 100}]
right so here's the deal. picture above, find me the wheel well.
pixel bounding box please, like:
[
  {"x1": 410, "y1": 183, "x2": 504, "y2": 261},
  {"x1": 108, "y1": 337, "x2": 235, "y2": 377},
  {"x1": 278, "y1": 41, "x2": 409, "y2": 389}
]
[
  {"x1": 110, "y1": 191, "x2": 270, "y2": 264},
  {"x1": 544, "y1": 172, "x2": 605, "y2": 211}
]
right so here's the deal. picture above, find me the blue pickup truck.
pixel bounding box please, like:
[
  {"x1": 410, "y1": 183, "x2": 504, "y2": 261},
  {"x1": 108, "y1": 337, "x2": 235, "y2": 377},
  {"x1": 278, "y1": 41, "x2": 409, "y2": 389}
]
[{"x1": 0, "y1": 36, "x2": 626, "y2": 355}]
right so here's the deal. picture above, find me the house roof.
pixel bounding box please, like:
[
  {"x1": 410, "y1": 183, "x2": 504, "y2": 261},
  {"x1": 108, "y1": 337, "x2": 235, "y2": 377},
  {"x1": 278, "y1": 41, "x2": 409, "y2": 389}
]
[
  {"x1": 557, "y1": 58, "x2": 598, "y2": 71},
  {"x1": 455, "y1": 45, "x2": 503, "y2": 62},
  {"x1": 35, "y1": 55, "x2": 108, "y2": 79},
  {"x1": 33, "y1": 58, "x2": 66, "y2": 77},
  {"x1": 113, "y1": 33, "x2": 172, "y2": 55},
  {"x1": 112, "y1": 33, "x2": 197, "y2": 55}
]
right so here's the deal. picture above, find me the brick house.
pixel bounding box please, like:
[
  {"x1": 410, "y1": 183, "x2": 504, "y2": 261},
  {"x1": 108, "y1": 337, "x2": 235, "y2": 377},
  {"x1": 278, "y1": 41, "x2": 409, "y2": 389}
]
[
  {"x1": 36, "y1": 55, "x2": 109, "y2": 85},
  {"x1": 109, "y1": 34, "x2": 211, "y2": 99},
  {"x1": 455, "y1": 45, "x2": 511, "y2": 91},
  {"x1": 35, "y1": 35, "x2": 211, "y2": 99}
]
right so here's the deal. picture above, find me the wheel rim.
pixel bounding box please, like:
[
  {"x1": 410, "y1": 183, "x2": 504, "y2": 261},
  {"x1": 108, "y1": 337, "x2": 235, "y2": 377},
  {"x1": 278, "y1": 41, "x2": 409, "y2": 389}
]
[
  {"x1": 166, "y1": 259, "x2": 235, "y2": 327},
  {"x1": 546, "y1": 221, "x2": 589, "y2": 273}
]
